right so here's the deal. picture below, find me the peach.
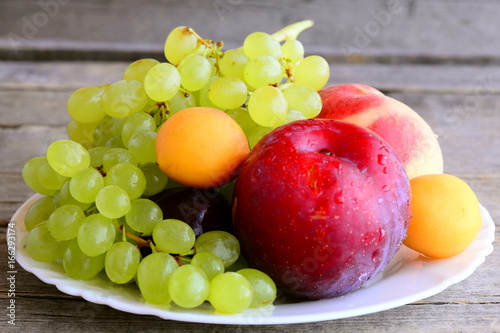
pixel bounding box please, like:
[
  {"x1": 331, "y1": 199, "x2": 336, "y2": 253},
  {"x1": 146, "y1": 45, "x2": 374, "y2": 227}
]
[
  {"x1": 318, "y1": 84, "x2": 443, "y2": 179},
  {"x1": 156, "y1": 107, "x2": 250, "y2": 189}
]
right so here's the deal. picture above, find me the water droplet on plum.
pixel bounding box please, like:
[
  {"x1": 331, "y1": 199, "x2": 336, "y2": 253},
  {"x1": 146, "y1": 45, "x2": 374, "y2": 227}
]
[
  {"x1": 378, "y1": 227, "x2": 386, "y2": 242},
  {"x1": 377, "y1": 154, "x2": 387, "y2": 166},
  {"x1": 372, "y1": 249, "x2": 381, "y2": 263},
  {"x1": 382, "y1": 185, "x2": 390, "y2": 192}
]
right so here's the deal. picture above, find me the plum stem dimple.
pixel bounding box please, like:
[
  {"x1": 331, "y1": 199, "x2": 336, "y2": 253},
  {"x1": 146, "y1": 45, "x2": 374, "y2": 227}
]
[{"x1": 318, "y1": 149, "x2": 334, "y2": 156}]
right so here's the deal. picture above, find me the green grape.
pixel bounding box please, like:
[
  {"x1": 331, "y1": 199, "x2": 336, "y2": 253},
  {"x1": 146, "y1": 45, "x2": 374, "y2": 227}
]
[
  {"x1": 93, "y1": 116, "x2": 115, "y2": 147},
  {"x1": 164, "y1": 26, "x2": 198, "y2": 66},
  {"x1": 294, "y1": 55, "x2": 330, "y2": 91},
  {"x1": 98, "y1": 83, "x2": 110, "y2": 89},
  {"x1": 281, "y1": 39, "x2": 304, "y2": 64},
  {"x1": 281, "y1": 83, "x2": 322, "y2": 118},
  {"x1": 191, "y1": 251, "x2": 225, "y2": 281},
  {"x1": 128, "y1": 131, "x2": 157, "y2": 166},
  {"x1": 168, "y1": 91, "x2": 197, "y2": 116},
  {"x1": 225, "y1": 254, "x2": 250, "y2": 272},
  {"x1": 244, "y1": 55, "x2": 284, "y2": 89},
  {"x1": 25, "y1": 196, "x2": 55, "y2": 231},
  {"x1": 125, "y1": 198, "x2": 163, "y2": 234},
  {"x1": 88, "y1": 146, "x2": 111, "y2": 168},
  {"x1": 198, "y1": 76, "x2": 221, "y2": 109},
  {"x1": 280, "y1": 109, "x2": 307, "y2": 125},
  {"x1": 195, "y1": 230, "x2": 240, "y2": 268},
  {"x1": 102, "y1": 148, "x2": 137, "y2": 172},
  {"x1": 105, "y1": 241, "x2": 141, "y2": 284},
  {"x1": 47, "y1": 204, "x2": 85, "y2": 241},
  {"x1": 144, "y1": 63, "x2": 181, "y2": 102},
  {"x1": 95, "y1": 185, "x2": 131, "y2": 219},
  {"x1": 141, "y1": 163, "x2": 169, "y2": 197},
  {"x1": 52, "y1": 191, "x2": 61, "y2": 208},
  {"x1": 243, "y1": 32, "x2": 282, "y2": 59},
  {"x1": 77, "y1": 213, "x2": 116, "y2": 257},
  {"x1": 219, "y1": 49, "x2": 249, "y2": 81},
  {"x1": 248, "y1": 86, "x2": 288, "y2": 127},
  {"x1": 25, "y1": 223, "x2": 68, "y2": 262},
  {"x1": 102, "y1": 80, "x2": 148, "y2": 118},
  {"x1": 248, "y1": 125, "x2": 274, "y2": 149},
  {"x1": 121, "y1": 112, "x2": 156, "y2": 147},
  {"x1": 237, "y1": 268, "x2": 277, "y2": 308},
  {"x1": 168, "y1": 264, "x2": 210, "y2": 308},
  {"x1": 104, "y1": 163, "x2": 146, "y2": 200},
  {"x1": 46, "y1": 140, "x2": 90, "y2": 178},
  {"x1": 178, "y1": 54, "x2": 212, "y2": 92},
  {"x1": 58, "y1": 181, "x2": 91, "y2": 211},
  {"x1": 37, "y1": 161, "x2": 68, "y2": 191},
  {"x1": 153, "y1": 219, "x2": 195, "y2": 255},
  {"x1": 207, "y1": 56, "x2": 217, "y2": 76},
  {"x1": 226, "y1": 108, "x2": 259, "y2": 138},
  {"x1": 105, "y1": 136, "x2": 125, "y2": 148},
  {"x1": 22, "y1": 157, "x2": 57, "y2": 196},
  {"x1": 111, "y1": 116, "x2": 127, "y2": 136},
  {"x1": 136, "y1": 252, "x2": 178, "y2": 304},
  {"x1": 67, "y1": 87, "x2": 106, "y2": 124},
  {"x1": 66, "y1": 119, "x2": 97, "y2": 147},
  {"x1": 123, "y1": 58, "x2": 160, "y2": 84},
  {"x1": 69, "y1": 167, "x2": 104, "y2": 203},
  {"x1": 208, "y1": 272, "x2": 253, "y2": 314},
  {"x1": 208, "y1": 77, "x2": 248, "y2": 110},
  {"x1": 63, "y1": 239, "x2": 105, "y2": 280}
]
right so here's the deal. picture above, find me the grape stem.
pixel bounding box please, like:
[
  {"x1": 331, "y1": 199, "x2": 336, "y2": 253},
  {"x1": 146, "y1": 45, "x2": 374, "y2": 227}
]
[
  {"x1": 187, "y1": 27, "x2": 213, "y2": 49},
  {"x1": 113, "y1": 219, "x2": 150, "y2": 246},
  {"x1": 112, "y1": 219, "x2": 192, "y2": 266},
  {"x1": 271, "y1": 20, "x2": 314, "y2": 42}
]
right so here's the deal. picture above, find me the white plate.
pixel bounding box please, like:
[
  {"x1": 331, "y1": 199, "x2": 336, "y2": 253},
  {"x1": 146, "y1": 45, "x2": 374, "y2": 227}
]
[{"x1": 13, "y1": 194, "x2": 495, "y2": 325}]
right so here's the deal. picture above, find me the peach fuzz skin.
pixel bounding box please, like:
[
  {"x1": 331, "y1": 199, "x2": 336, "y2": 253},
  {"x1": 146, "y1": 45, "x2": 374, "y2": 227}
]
[
  {"x1": 318, "y1": 84, "x2": 443, "y2": 179},
  {"x1": 155, "y1": 107, "x2": 250, "y2": 189}
]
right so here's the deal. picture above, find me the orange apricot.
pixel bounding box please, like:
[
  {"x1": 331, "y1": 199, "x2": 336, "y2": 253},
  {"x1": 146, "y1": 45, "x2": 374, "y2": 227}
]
[
  {"x1": 403, "y1": 174, "x2": 482, "y2": 258},
  {"x1": 156, "y1": 107, "x2": 250, "y2": 189}
]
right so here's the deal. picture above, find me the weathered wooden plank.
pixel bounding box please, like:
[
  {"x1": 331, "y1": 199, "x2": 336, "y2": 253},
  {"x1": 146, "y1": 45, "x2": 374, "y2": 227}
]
[
  {"x1": 1, "y1": 61, "x2": 500, "y2": 130},
  {"x1": 1, "y1": 0, "x2": 500, "y2": 63},
  {"x1": 0, "y1": 91, "x2": 71, "y2": 126},
  {"x1": 2, "y1": 62, "x2": 500, "y2": 94},
  {"x1": 0, "y1": 125, "x2": 68, "y2": 171},
  {"x1": 0, "y1": 61, "x2": 126, "y2": 90}
]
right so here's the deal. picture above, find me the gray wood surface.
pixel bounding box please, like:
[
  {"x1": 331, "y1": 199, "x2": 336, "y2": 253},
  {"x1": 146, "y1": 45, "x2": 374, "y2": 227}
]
[
  {"x1": 1, "y1": 0, "x2": 500, "y2": 63},
  {"x1": 1, "y1": 0, "x2": 499, "y2": 332}
]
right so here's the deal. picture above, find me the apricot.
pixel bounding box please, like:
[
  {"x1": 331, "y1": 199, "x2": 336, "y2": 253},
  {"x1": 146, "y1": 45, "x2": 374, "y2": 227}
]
[
  {"x1": 318, "y1": 84, "x2": 443, "y2": 179},
  {"x1": 404, "y1": 174, "x2": 482, "y2": 258},
  {"x1": 156, "y1": 107, "x2": 250, "y2": 188}
]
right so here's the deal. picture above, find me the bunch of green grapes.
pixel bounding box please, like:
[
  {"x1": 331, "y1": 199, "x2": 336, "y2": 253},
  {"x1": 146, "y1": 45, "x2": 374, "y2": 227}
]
[
  {"x1": 160, "y1": 22, "x2": 328, "y2": 147},
  {"x1": 20, "y1": 21, "x2": 330, "y2": 313},
  {"x1": 64, "y1": 21, "x2": 328, "y2": 152}
]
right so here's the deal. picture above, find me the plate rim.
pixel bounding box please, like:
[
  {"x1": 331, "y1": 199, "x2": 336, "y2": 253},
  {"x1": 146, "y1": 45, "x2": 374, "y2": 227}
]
[{"x1": 12, "y1": 194, "x2": 496, "y2": 325}]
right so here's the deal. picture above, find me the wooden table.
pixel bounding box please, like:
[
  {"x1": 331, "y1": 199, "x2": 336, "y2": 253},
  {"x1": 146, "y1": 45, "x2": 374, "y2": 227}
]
[{"x1": 0, "y1": 1, "x2": 499, "y2": 332}]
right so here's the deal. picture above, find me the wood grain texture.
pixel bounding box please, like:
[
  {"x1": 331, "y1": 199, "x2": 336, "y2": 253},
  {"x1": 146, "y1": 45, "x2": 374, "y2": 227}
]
[{"x1": 1, "y1": 0, "x2": 500, "y2": 63}]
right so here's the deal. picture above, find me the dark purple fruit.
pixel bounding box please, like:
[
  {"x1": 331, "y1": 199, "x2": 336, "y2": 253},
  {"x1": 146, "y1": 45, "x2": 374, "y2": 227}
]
[{"x1": 150, "y1": 187, "x2": 233, "y2": 237}]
